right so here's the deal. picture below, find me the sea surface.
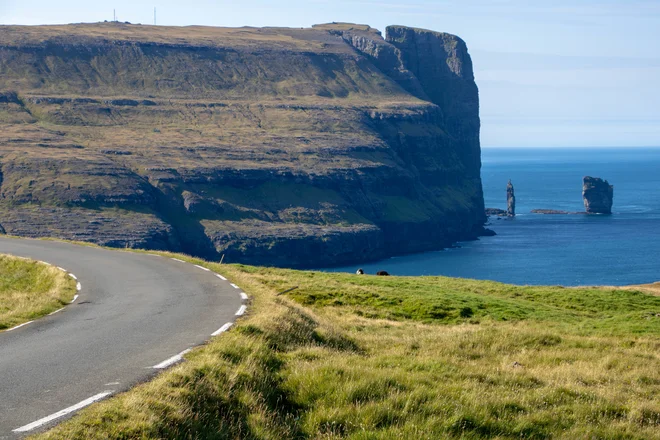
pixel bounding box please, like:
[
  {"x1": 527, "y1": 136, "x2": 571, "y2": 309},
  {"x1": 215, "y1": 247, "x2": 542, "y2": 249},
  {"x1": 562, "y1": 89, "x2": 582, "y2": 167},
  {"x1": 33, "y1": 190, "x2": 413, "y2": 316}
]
[{"x1": 325, "y1": 147, "x2": 660, "y2": 286}]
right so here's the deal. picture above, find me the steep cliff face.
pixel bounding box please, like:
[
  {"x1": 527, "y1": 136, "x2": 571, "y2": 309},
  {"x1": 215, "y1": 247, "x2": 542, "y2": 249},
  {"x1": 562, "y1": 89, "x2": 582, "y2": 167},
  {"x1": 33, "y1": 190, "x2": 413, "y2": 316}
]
[
  {"x1": 386, "y1": 26, "x2": 482, "y2": 180},
  {"x1": 583, "y1": 177, "x2": 614, "y2": 214},
  {"x1": 507, "y1": 180, "x2": 516, "y2": 217},
  {"x1": 0, "y1": 22, "x2": 486, "y2": 267},
  {"x1": 322, "y1": 24, "x2": 485, "y2": 229}
]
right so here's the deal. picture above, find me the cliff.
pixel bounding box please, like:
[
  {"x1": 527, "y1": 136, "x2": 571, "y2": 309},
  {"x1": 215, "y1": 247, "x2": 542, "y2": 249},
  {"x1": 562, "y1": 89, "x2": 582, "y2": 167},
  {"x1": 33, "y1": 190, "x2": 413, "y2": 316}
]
[{"x1": 0, "y1": 22, "x2": 486, "y2": 267}]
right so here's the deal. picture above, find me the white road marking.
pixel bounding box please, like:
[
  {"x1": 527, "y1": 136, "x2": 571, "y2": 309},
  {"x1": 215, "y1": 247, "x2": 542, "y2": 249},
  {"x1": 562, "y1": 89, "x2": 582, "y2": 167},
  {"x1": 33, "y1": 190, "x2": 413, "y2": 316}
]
[
  {"x1": 171, "y1": 258, "x2": 185, "y2": 263},
  {"x1": 48, "y1": 308, "x2": 64, "y2": 316},
  {"x1": 230, "y1": 283, "x2": 240, "y2": 289},
  {"x1": 216, "y1": 274, "x2": 227, "y2": 281},
  {"x1": 7, "y1": 321, "x2": 34, "y2": 332},
  {"x1": 105, "y1": 382, "x2": 120, "y2": 386},
  {"x1": 57, "y1": 267, "x2": 67, "y2": 272},
  {"x1": 147, "y1": 253, "x2": 162, "y2": 257},
  {"x1": 71, "y1": 295, "x2": 79, "y2": 303},
  {"x1": 235, "y1": 305, "x2": 247, "y2": 316},
  {"x1": 68, "y1": 273, "x2": 77, "y2": 280},
  {"x1": 211, "y1": 322, "x2": 233, "y2": 336},
  {"x1": 153, "y1": 348, "x2": 192, "y2": 369},
  {"x1": 13, "y1": 391, "x2": 113, "y2": 433},
  {"x1": 240, "y1": 292, "x2": 248, "y2": 301},
  {"x1": 76, "y1": 282, "x2": 82, "y2": 291},
  {"x1": 194, "y1": 264, "x2": 210, "y2": 272}
]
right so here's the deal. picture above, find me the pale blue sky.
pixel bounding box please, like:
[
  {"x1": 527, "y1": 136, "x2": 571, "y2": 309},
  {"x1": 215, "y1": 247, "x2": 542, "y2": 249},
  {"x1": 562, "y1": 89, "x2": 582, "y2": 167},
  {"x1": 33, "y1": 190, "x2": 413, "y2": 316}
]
[{"x1": 2, "y1": 0, "x2": 659, "y2": 147}]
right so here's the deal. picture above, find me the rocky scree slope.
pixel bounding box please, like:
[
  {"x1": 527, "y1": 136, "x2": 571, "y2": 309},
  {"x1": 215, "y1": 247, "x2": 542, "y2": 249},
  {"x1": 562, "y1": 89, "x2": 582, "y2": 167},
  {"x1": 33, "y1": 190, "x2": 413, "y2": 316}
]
[{"x1": 0, "y1": 22, "x2": 486, "y2": 267}]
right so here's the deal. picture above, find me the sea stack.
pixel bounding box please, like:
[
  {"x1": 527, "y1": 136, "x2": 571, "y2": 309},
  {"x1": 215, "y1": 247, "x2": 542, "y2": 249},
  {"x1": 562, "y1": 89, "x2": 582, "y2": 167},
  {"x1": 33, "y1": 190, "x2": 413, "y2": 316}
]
[
  {"x1": 507, "y1": 180, "x2": 516, "y2": 217},
  {"x1": 583, "y1": 177, "x2": 613, "y2": 214}
]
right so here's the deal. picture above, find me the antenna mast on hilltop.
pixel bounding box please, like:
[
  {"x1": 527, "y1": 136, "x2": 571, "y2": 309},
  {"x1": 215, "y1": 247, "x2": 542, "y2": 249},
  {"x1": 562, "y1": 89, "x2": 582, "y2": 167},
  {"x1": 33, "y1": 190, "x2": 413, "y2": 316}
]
[
  {"x1": 113, "y1": 9, "x2": 116, "y2": 22},
  {"x1": 154, "y1": 7, "x2": 157, "y2": 25}
]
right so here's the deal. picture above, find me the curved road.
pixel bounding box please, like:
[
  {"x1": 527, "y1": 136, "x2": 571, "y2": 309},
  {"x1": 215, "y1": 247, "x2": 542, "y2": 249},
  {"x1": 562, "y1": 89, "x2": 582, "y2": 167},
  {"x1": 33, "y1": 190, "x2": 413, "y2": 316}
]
[{"x1": 0, "y1": 237, "x2": 245, "y2": 438}]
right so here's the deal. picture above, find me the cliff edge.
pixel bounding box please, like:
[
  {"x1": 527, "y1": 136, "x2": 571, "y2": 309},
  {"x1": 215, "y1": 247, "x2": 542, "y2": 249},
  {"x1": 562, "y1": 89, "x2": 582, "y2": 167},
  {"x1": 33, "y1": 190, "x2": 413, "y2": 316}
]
[{"x1": 0, "y1": 22, "x2": 486, "y2": 267}]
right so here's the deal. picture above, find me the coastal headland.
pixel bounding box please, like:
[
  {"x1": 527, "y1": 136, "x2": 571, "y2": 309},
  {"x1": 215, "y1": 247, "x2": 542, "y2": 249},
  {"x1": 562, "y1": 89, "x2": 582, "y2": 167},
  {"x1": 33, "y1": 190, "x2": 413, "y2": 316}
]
[{"x1": 0, "y1": 22, "x2": 487, "y2": 267}]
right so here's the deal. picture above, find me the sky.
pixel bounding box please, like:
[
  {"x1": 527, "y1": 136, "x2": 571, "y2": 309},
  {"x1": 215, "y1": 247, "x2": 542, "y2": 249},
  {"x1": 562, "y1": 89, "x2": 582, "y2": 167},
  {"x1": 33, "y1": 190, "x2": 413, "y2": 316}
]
[{"x1": 1, "y1": 0, "x2": 659, "y2": 148}]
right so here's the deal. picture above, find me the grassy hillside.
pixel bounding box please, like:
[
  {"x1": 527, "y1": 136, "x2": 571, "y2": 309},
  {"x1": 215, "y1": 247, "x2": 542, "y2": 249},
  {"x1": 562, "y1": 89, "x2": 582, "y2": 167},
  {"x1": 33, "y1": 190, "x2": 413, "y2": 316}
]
[
  {"x1": 0, "y1": 253, "x2": 76, "y2": 330},
  {"x1": 36, "y1": 259, "x2": 660, "y2": 439},
  {"x1": 0, "y1": 22, "x2": 486, "y2": 267}
]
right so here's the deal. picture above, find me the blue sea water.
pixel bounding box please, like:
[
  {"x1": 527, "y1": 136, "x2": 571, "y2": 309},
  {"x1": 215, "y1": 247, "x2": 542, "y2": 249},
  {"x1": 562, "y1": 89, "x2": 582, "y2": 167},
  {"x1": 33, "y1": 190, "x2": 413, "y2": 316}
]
[{"x1": 326, "y1": 147, "x2": 660, "y2": 286}]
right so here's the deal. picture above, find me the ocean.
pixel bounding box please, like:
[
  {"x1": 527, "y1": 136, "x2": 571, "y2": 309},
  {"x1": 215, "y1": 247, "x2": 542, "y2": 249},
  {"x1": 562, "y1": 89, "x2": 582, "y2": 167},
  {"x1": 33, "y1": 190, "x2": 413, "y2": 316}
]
[{"x1": 325, "y1": 147, "x2": 660, "y2": 286}]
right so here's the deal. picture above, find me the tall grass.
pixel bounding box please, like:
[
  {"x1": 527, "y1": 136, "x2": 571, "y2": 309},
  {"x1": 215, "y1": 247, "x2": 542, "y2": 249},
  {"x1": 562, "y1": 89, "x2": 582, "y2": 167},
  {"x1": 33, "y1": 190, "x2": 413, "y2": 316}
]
[
  {"x1": 0, "y1": 253, "x2": 77, "y2": 330},
  {"x1": 35, "y1": 259, "x2": 660, "y2": 439}
]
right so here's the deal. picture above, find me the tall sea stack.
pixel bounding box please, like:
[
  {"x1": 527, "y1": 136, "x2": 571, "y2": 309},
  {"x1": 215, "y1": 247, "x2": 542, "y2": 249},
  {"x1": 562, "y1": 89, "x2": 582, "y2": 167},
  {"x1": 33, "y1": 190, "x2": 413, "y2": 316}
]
[
  {"x1": 583, "y1": 177, "x2": 613, "y2": 214},
  {"x1": 507, "y1": 180, "x2": 516, "y2": 217}
]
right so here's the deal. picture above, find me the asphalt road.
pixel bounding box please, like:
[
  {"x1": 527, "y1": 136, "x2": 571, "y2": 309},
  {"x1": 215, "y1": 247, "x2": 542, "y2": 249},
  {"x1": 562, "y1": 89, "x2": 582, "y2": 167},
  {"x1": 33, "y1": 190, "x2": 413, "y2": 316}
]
[{"x1": 0, "y1": 237, "x2": 245, "y2": 438}]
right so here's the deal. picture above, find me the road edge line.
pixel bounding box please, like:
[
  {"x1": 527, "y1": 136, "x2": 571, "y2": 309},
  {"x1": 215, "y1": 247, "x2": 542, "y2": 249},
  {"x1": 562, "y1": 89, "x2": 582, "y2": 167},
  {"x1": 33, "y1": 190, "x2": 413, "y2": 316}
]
[
  {"x1": 12, "y1": 391, "x2": 113, "y2": 433},
  {"x1": 153, "y1": 348, "x2": 192, "y2": 369}
]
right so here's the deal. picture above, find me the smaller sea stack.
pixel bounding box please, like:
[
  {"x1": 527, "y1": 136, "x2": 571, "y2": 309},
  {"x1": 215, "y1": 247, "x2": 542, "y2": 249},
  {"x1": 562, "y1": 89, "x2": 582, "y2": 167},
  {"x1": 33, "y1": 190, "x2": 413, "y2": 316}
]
[
  {"x1": 507, "y1": 180, "x2": 516, "y2": 217},
  {"x1": 583, "y1": 176, "x2": 613, "y2": 214}
]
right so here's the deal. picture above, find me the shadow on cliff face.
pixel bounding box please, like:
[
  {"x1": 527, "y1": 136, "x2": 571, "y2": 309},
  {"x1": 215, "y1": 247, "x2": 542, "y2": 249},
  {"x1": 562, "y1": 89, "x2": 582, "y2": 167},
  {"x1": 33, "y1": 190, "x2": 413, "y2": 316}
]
[
  {"x1": 153, "y1": 185, "x2": 221, "y2": 260},
  {"x1": 0, "y1": 23, "x2": 487, "y2": 267}
]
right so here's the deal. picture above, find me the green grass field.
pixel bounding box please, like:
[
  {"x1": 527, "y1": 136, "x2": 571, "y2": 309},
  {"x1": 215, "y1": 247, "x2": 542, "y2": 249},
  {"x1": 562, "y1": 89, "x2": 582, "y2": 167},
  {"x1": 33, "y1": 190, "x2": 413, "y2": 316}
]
[
  {"x1": 32, "y1": 255, "x2": 659, "y2": 439},
  {"x1": 0, "y1": 253, "x2": 77, "y2": 330}
]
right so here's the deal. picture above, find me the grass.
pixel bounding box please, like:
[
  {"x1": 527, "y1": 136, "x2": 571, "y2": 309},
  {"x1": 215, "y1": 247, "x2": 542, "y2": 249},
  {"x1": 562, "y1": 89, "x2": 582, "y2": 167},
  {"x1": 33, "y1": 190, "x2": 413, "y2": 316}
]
[
  {"x1": 0, "y1": 253, "x2": 77, "y2": 330},
  {"x1": 0, "y1": 22, "x2": 355, "y2": 53},
  {"x1": 33, "y1": 255, "x2": 660, "y2": 439}
]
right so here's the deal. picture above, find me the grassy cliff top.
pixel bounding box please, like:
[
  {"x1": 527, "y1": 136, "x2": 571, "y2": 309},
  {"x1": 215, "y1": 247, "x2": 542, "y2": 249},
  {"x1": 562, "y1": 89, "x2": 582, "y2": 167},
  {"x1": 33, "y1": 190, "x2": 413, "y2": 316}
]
[
  {"x1": 0, "y1": 21, "x2": 430, "y2": 104},
  {"x1": 0, "y1": 22, "x2": 367, "y2": 52},
  {"x1": 386, "y1": 24, "x2": 465, "y2": 40},
  {"x1": 312, "y1": 22, "x2": 383, "y2": 35}
]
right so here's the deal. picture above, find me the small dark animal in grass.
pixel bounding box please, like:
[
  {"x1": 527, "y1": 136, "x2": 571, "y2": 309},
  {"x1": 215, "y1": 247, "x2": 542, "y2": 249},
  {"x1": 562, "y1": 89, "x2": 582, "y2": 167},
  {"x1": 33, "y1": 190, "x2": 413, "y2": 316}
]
[
  {"x1": 376, "y1": 270, "x2": 390, "y2": 276},
  {"x1": 356, "y1": 268, "x2": 364, "y2": 275}
]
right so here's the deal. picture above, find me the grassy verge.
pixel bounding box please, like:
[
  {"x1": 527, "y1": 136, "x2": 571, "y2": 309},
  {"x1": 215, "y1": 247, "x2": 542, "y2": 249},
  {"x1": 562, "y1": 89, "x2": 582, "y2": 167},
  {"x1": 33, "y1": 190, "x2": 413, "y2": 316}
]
[
  {"x1": 0, "y1": 253, "x2": 77, "y2": 330},
  {"x1": 34, "y1": 258, "x2": 659, "y2": 439}
]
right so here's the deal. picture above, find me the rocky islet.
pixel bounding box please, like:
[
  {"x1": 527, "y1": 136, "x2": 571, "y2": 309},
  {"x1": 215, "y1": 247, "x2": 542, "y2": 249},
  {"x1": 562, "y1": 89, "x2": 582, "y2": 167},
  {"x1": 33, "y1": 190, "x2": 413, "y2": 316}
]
[
  {"x1": 532, "y1": 176, "x2": 614, "y2": 215},
  {"x1": 487, "y1": 177, "x2": 614, "y2": 216},
  {"x1": 583, "y1": 176, "x2": 614, "y2": 214}
]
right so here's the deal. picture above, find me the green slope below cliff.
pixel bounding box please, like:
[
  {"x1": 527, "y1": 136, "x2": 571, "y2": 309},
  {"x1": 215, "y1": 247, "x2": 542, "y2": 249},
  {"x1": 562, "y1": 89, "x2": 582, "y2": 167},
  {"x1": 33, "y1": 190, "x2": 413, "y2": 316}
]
[
  {"x1": 0, "y1": 22, "x2": 486, "y2": 267},
  {"x1": 36, "y1": 258, "x2": 660, "y2": 439}
]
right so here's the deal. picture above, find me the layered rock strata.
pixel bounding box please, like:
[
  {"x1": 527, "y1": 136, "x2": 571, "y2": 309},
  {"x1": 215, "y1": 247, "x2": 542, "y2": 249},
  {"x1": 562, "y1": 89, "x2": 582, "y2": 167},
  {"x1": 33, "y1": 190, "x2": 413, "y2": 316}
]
[{"x1": 0, "y1": 22, "x2": 487, "y2": 267}]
